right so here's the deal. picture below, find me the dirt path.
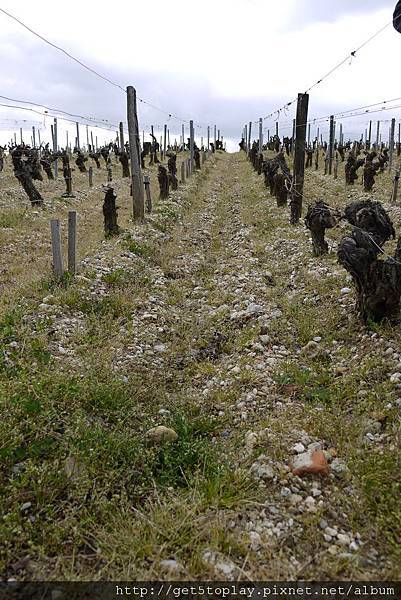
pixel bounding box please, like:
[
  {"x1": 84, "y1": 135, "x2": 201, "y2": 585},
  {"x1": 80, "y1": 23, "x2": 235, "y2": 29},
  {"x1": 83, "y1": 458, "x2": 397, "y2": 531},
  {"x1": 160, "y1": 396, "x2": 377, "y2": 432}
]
[{"x1": 1, "y1": 152, "x2": 400, "y2": 580}]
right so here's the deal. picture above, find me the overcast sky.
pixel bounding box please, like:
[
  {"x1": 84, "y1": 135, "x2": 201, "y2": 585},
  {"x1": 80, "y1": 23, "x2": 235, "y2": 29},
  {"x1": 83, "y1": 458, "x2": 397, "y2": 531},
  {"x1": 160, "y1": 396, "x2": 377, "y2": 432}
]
[{"x1": 0, "y1": 0, "x2": 399, "y2": 151}]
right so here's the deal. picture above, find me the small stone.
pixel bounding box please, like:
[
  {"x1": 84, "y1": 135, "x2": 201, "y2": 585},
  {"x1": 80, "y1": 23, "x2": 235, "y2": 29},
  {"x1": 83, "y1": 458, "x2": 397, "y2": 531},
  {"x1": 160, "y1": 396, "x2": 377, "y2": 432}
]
[
  {"x1": 281, "y1": 487, "x2": 291, "y2": 497},
  {"x1": 337, "y1": 533, "x2": 351, "y2": 546},
  {"x1": 246, "y1": 303, "x2": 263, "y2": 316},
  {"x1": 249, "y1": 531, "x2": 262, "y2": 550},
  {"x1": 319, "y1": 519, "x2": 328, "y2": 530},
  {"x1": 251, "y1": 462, "x2": 274, "y2": 480},
  {"x1": 390, "y1": 372, "x2": 401, "y2": 383},
  {"x1": 154, "y1": 344, "x2": 167, "y2": 353},
  {"x1": 146, "y1": 426, "x2": 178, "y2": 446},
  {"x1": 341, "y1": 287, "x2": 352, "y2": 294},
  {"x1": 232, "y1": 366, "x2": 241, "y2": 374},
  {"x1": 259, "y1": 335, "x2": 270, "y2": 345},
  {"x1": 290, "y1": 450, "x2": 329, "y2": 477},
  {"x1": 21, "y1": 502, "x2": 32, "y2": 511},
  {"x1": 349, "y1": 541, "x2": 359, "y2": 552},
  {"x1": 330, "y1": 458, "x2": 349, "y2": 480},
  {"x1": 325, "y1": 526, "x2": 338, "y2": 537},
  {"x1": 159, "y1": 559, "x2": 183, "y2": 575},
  {"x1": 290, "y1": 494, "x2": 303, "y2": 504},
  {"x1": 201, "y1": 550, "x2": 237, "y2": 579},
  {"x1": 292, "y1": 442, "x2": 306, "y2": 454}
]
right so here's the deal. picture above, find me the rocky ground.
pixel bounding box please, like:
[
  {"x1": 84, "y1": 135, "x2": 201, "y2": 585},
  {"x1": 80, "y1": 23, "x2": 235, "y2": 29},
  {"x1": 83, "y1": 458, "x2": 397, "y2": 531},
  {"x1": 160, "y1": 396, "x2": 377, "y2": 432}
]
[{"x1": 1, "y1": 150, "x2": 400, "y2": 580}]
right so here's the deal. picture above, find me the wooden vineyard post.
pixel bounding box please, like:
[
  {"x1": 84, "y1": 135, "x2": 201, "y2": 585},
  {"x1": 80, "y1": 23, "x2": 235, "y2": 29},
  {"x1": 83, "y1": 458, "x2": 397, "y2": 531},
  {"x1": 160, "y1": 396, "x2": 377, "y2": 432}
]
[
  {"x1": 86, "y1": 125, "x2": 90, "y2": 150},
  {"x1": 328, "y1": 115, "x2": 334, "y2": 175},
  {"x1": 248, "y1": 121, "x2": 252, "y2": 156},
  {"x1": 392, "y1": 168, "x2": 400, "y2": 204},
  {"x1": 144, "y1": 175, "x2": 152, "y2": 213},
  {"x1": 32, "y1": 126, "x2": 36, "y2": 148},
  {"x1": 389, "y1": 118, "x2": 395, "y2": 171},
  {"x1": 181, "y1": 161, "x2": 185, "y2": 183},
  {"x1": 50, "y1": 219, "x2": 64, "y2": 279},
  {"x1": 53, "y1": 118, "x2": 58, "y2": 178},
  {"x1": 20, "y1": 128, "x2": 23, "y2": 144},
  {"x1": 367, "y1": 120, "x2": 372, "y2": 149},
  {"x1": 292, "y1": 119, "x2": 296, "y2": 155},
  {"x1": 68, "y1": 211, "x2": 77, "y2": 274},
  {"x1": 244, "y1": 124, "x2": 247, "y2": 151},
  {"x1": 182, "y1": 124, "x2": 185, "y2": 150},
  {"x1": 207, "y1": 126, "x2": 210, "y2": 152},
  {"x1": 119, "y1": 122, "x2": 125, "y2": 151},
  {"x1": 76, "y1": 122, "x2": 80, "y2": 150},
  {"x1": 189, "y1": 120, "x2": 194, "y2": 175},
  {"x1": 334, "y1": 152, "x2": 339, "y2": 179},
  {"x1": 127, "y1": 86, "x2": 145, "y2": 222},
  {"x1": 398, "y1": 123, "x2": 401, "y2": 156},
  {"x1": 258, "y1": 118, "x2": 263, "y2": 154},
  {"x1": 214, "y1": 125, "x2": 216, "y2": 152},
  {"x1": 375, "y1": 121, "x2": 380, "y2": 149},
  {"x1": 163, "y1": 124, "x2": 167, "y2": 160},
  {"x1": 290, "y1": 92, "x2": 309, "y2": 225},
  {"x1": 315, "y1": 146, "x2": 319, "y2": 170},
  {"x1": 88, "y1": 166, "x2": 93, "y2": 187}
]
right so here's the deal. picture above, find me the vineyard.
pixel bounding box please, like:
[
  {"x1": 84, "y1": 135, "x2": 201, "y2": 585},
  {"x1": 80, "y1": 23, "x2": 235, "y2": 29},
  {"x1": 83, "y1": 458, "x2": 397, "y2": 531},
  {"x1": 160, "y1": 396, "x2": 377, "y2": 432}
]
[{"x1": 1, "y1": 1, "x2": 401, "y2": 592}]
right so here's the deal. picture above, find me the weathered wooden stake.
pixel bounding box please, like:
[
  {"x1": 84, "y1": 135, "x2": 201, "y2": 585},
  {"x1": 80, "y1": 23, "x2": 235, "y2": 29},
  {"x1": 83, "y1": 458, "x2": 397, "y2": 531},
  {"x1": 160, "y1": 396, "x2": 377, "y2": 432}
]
[
  {"x1": 214, "y1": 125, "x2": 217, "y2": 151},
  {"x1": 20, "y1": 128, "x2": 23, "y2": 144},
  {"x1": 389, "y1": 118, "x2": 396, "y2": 170},
  {"x1": 86, "y1": 125, "x2": 90, "y2": 150},
  {"x1": 207, "y1": 125, "x2": 210, "y2": 151},
  {"x1": 334, "y1": 152, "x2": 339, "y2": 179},
  {"x1": 247, "y1": 121, "x2": 252, "y2": 155},
  {"x1": 182, "y1": 124, "x2": 185, "y2": 150},
  {"x1": 292, "y1": 119, "x2": 296, "y2": 155},
  {"x1": 53, "y1": 118, "x2": 58, "y2": 178},
  {"x1": 50, "y1": 219, "x2": 64, "y2": 279},
  {"x1": 181, "y1": 161, "x2": 185, "y2": 183},
  {"x1": 89, "y1": 166, "x2": 93, "y2": 187},
  {"x1": 76, "y1": 122, "x2": 80, "y2": 150},
  {"x1": 290, "y1": 92, "x2": 309, "y2": 224},
  {"x1": 68, "y1": 211, "x2": 77, "y2": 274},
  {"x1": 32, "y1": 126, "x2": 36, "y2": 148},
  {"x1": 189, "y1": 120, "x2": 194, "y2": 174},
  {"x1": 375, "y1": 121, "x2": 380, "y2": 149},
  {"x1": 392, "y1": 168, "x2": 400, "y2": 204},
  {"x1": 258, "y1": 118, "x2": 263, "y2": 153},
  {"x1": 144, "y1": 174, "x2": 152, "y2": 213},
  {"x1": 163, "y1": 124, "x2": 167, "y2": 159},
  {"x1": 119, "y1": 122, "x2": 125, "y2": 152},
  {"x1": 328, "y1": 115, "x2": 334, "y2": 175},
  {"x1": 127, "y1": 86, "x2": 145, "y2": 222}
]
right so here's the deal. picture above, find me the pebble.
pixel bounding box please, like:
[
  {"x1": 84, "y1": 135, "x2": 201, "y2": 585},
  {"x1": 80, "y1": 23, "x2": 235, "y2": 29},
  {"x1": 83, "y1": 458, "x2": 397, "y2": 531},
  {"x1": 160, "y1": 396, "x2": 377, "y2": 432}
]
[{"x1": 292, "y1": 442, "x2": 306, "y2": 454}]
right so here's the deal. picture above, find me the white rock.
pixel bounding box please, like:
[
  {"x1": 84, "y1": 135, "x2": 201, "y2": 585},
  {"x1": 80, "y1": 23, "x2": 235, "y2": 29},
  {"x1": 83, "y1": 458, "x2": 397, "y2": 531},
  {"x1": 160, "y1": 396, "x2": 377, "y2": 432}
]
[
  {"x1": 154, "y1": 344, "x2": 167, "y2": 353},
  {"x1": 246, "y1": 303, "x2": 264, "y2": 315},
  {"x1": 337, "y1": 533, "x2": 351, "y2": 546},
  {"x1": 159, "y1": 559, "x2": 183, "y2": 574},
  {"x1": 390, "y1": 372, "x2": 401, "y2": 383},
  {"x1": 340, "y1": 287, "x2": 352, "y2": 294},
  {"x1": 249, "y1": 531, "x2": 262, "y2": 550},
  {"x1": 201, "y1": 550, "x2": 237, "y2": 579},
  {"x1": 292, "y1": 442, "x2": 306, "y2": 454}
]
